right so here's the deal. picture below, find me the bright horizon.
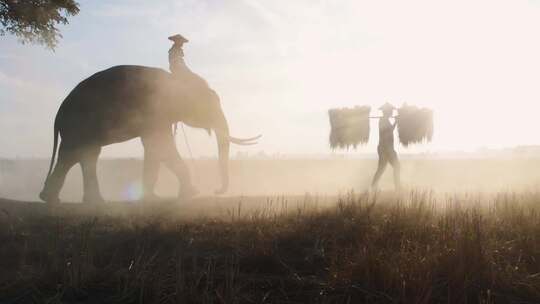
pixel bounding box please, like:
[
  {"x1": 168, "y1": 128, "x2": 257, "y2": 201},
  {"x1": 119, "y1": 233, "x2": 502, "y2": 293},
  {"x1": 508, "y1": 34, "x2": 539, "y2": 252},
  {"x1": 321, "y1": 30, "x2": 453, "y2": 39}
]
[{"x1": 2, "y1": 0, "x2": 540, "y2": 158}]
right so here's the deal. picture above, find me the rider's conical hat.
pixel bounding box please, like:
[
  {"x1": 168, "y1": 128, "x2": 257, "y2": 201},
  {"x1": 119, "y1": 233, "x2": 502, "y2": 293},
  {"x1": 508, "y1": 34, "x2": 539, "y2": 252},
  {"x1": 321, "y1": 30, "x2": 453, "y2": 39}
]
[{"x1": 168, "y1": 34, "x2": 188, "y2": 43}]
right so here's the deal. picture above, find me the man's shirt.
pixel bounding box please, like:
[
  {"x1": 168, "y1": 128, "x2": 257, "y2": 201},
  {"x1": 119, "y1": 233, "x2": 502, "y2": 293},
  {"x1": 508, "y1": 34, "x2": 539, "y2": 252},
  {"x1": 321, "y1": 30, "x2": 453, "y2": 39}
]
[{"x1": 378, "y1": 118, "x2": 395, "y2": 149}]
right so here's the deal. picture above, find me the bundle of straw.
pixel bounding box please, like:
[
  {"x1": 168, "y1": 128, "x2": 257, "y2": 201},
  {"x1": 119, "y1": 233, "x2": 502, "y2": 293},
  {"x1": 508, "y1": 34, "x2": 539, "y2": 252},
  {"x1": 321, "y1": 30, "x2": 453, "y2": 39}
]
[
  {"x1": 396, "y1": 104, "x2": 433, "y2": 147},
  {"x1": 328, "y1": 106, "x2": 371, "y2": 149}
]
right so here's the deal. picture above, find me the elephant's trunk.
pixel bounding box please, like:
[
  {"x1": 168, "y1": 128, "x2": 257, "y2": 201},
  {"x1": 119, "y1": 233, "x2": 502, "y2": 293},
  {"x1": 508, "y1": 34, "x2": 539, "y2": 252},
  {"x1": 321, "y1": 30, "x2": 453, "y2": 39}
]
[{"x1": 214, "y1": 113, "x2": 230, "y2": 195}]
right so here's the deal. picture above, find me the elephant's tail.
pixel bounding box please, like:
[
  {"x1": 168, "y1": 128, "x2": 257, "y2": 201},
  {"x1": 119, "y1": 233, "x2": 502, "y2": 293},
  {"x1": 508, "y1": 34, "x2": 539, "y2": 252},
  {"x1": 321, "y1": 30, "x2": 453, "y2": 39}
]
[{"x1": 45, "y1": 120, "x2": 60, "y2": 178}]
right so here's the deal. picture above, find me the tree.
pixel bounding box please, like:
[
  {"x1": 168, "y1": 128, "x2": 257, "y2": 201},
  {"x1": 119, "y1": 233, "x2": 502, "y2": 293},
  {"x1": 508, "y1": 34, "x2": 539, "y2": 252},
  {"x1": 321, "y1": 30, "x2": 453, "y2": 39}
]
[{"x1": 0, "y1": 0, "x2": 79, "y2": 50}]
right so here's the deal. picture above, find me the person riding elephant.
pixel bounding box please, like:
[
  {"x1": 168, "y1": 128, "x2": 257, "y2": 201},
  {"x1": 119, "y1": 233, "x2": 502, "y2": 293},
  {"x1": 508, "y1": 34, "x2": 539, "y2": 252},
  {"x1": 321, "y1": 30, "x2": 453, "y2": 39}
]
[
  {"x1": 168, "y1": 34, "x2": 208, "y2": 92},
  {"x1": 168, "y1": 34, "x2": 190, "y2": 75}
]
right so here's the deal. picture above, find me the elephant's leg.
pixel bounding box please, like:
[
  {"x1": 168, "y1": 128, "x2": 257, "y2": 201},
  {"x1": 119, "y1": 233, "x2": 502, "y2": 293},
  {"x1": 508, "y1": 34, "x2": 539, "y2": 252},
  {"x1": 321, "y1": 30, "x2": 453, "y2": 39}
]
[
  {"x1": 80, "y1": 146, "x2": 104, "y2": 203},
  {"x1": 40, "y1": 143, "x2": 80, "y2": 203},
  {"x1": 142, "y1": 129, "x2": 197, "y2": 199},
  {"x1": 162, "y1": 138, "x2": 198, "y2": 198},
  {"x1": 141, "y1": 138, "x2": 161, "y2": 200}
]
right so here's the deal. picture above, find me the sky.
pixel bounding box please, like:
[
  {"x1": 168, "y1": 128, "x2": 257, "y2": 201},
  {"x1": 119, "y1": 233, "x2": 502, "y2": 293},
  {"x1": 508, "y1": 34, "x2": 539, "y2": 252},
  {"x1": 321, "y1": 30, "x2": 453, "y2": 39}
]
[{"x1": 1, "y1": 0, "x2": 540, "y2": 158}]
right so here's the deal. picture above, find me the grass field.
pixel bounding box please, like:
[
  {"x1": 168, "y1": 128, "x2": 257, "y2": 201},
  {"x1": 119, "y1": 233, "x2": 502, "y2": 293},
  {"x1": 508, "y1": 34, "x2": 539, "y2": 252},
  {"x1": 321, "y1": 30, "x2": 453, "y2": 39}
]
[{"x1": 1, "y1": 190, "x2": 540, "y2": 303}]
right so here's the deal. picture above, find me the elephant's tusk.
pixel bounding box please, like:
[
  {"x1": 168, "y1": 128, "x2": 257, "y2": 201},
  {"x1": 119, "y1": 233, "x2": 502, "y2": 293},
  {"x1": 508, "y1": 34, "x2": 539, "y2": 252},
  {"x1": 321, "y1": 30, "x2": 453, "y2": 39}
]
[
  {"x1": 229, "y1": 138, "x2": 259, "y2": 145},
  {"x1": 228, "y1": 135, "x2": 262, "y2": 143}
]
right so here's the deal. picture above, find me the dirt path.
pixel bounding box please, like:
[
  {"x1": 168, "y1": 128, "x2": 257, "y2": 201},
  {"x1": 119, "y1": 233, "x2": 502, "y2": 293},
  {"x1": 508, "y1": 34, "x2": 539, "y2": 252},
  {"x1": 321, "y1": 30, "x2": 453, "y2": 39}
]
[{"x1": 0, "y1": 194, "x2": 336, "y2": 219}]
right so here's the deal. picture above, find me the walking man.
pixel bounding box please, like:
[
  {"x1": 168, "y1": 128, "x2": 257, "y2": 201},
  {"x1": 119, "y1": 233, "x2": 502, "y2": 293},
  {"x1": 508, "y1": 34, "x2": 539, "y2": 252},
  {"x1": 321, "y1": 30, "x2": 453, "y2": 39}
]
[{"x1": 371, "y1": 102, "x2": 401, "y2": 190}]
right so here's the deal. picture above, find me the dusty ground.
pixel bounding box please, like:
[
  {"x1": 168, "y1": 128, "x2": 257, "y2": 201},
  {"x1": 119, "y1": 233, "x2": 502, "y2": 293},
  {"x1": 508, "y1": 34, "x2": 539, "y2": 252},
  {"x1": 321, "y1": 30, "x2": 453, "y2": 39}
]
[
  {"x1": 0, "y1": 194, "x2": 335, "y2": 220},
  {"x1": 2, "y1": 158, "x2": 540, "y2": 202}
]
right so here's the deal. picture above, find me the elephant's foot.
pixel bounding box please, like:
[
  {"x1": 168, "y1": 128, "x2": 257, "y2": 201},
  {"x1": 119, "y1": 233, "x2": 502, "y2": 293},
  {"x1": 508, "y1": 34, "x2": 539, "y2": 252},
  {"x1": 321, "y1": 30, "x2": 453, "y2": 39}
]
[
  {"x1": 178, "y1": 185, "x2": 199, "y2": 199},
  {"x1": 39, "y1": 189, "x2": 60, "y2": 204},
  {"x1": 82, "y1": 193, "x2": 105, "y2": 204}
]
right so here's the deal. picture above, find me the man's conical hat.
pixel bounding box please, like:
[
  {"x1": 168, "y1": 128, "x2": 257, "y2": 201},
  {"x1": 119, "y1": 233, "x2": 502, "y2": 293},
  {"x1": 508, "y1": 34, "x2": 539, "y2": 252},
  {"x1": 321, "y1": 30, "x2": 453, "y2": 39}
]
[{"x1": 168, "y1": 34, "x2": 188, "y2": 43}]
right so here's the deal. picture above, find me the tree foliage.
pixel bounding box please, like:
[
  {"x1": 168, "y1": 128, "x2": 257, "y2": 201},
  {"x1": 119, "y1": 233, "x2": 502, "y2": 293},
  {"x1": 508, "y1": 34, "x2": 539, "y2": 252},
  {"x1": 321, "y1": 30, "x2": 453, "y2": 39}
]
[{"x1": 0, "y1": 0, "x2": 79, "y2": 50}]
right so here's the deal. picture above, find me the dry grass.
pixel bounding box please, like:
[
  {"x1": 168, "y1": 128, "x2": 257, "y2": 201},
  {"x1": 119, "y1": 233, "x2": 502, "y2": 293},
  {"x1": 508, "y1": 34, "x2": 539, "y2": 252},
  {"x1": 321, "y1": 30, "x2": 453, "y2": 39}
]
[
  {"x1": 397, "y1": 105, "x2": 434, "y2": 147},
  {"x1": 328, "y1": 106, "x2": 371, "y2": 149},
  {"x1": 1, "y1": 191, "x2": 540, "y2": 303}
]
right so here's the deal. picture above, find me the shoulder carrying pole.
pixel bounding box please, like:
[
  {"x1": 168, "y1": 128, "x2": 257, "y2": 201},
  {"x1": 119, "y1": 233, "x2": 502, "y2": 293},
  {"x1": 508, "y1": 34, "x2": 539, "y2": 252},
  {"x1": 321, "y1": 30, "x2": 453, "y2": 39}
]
[{"x1": 369, "y1": 116, "x2": 399, "y2": 119}]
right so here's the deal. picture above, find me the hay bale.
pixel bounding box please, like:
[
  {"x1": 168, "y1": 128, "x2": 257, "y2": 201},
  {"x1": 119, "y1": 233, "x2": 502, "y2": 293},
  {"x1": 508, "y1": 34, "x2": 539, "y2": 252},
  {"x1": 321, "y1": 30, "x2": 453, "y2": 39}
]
[
  {"x1": 396, "y1": 104, "x2": 433, "y2": 147},
  {"x1": 328, "y1": 106, "x2": 371, "y2": 149}
]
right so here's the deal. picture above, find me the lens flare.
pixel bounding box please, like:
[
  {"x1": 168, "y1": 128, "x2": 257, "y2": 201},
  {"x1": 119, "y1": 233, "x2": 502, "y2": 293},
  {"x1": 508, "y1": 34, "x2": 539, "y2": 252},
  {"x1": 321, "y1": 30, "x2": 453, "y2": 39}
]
[{"x1": 123, "y1": 181, "x2": 143, "y2": 201}]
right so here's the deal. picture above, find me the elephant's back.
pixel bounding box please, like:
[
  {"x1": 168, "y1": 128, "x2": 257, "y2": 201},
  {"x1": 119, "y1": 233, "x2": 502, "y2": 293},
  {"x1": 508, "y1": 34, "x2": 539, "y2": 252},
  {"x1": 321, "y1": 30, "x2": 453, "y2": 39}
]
[
  {"x1": 56, "y1": 65, "x2": 172, "y2": 143},
  {"x1": 61, "y1": 65, "x2": 169, "y2": 107},
  {"x1": 89, "y1": 65, "x2": 170, "y2": 87}
]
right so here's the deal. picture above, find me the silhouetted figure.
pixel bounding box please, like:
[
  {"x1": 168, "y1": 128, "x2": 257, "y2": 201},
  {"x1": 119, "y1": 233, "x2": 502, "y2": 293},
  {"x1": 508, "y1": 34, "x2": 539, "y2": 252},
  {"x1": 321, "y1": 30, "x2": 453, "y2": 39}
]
[
  {"x1": 371, "y1": 103, "x2": 401, "y2": 190},
  {"x1": 167, "y1": 34, "x2": 209, "y2": 94},
  {"x1": 168, "y1": 34, "x2": 190, "y2": 75},
  {"x1": 39, "y1": 65, "x2": 260, "y2": 204}
]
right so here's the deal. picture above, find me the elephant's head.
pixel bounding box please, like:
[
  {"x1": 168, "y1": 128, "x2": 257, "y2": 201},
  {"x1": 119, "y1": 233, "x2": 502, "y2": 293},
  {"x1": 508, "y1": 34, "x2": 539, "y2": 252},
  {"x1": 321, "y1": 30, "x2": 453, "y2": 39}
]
[{"x1": 167, "y1": 82, "x2": 260, "y2": 194}]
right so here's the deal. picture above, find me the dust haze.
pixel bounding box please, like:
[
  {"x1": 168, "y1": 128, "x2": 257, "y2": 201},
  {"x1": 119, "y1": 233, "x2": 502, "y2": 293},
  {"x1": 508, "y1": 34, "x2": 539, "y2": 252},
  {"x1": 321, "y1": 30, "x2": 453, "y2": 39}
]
[
  {"x1": 2, "y1": 156, "x2": 539, "y2": 202},
  {"x1": 4, "y1": 1, "x2": 540, "y2": 302}
]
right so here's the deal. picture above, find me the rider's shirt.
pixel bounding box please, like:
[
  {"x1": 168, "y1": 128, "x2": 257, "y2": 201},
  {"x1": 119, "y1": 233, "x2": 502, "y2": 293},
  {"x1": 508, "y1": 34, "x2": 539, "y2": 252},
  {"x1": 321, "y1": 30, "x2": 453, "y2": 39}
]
[{"x1": 168, "y1": 44, "x2": 186, "y2": 73}]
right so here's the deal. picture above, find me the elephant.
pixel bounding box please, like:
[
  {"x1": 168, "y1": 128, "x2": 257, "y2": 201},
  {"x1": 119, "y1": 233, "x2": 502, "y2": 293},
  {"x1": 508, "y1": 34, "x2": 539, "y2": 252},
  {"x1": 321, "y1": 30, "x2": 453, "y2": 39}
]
[{"x1": 39, "y1": 65, "x2": 259, "y2": 204}]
